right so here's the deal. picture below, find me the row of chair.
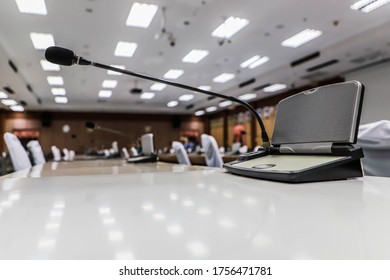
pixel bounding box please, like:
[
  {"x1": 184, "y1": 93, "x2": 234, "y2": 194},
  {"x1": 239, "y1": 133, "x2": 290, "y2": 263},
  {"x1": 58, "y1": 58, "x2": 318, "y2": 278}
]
[
  {"x1": 3, "y1": 120, "x2": 389, "y2": 175},
  {"x1": 3, "y1": 132, "x2": 76, "y2": 172},
  {"x1": 172, "y1": 134, "x2": 224, "y2": 168}
]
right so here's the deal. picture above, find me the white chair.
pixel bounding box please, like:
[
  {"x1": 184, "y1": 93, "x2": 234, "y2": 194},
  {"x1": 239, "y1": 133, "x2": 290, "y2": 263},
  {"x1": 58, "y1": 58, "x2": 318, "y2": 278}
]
[
  {"x1": 357, "y1": 120, "x2": 390, "y2": 177},
  {"x1": 63, "y1": 148, "x2": 70, "y2": 161},
  {"x1": 51, "y1": 146, "x2": 62, "y2": 161},
  {"x1": 141, "y1": 133, "x2": 154, "y2": 155},
  {"x1": 225, "y1": 142, "x2": 241, "y2": 156},
  {"x1": 27, "y1": 140, "x2": 46, "y2": 165},
  {"x1": 122, "y1": 147, "x2": 130, "y2": 159},
  {"x1": 238, "y1": 145, "x2": 248, "y2": 154},
  {"x1": 111, "y1": 141, "x2": 119, "y2": 154},
  {"x1": 201, "y1": 134, "x2": 223, "y2": 168},
  {"x1": 130, "y1": 147, "x2": 139, "y2": 157},
  {"x1": 69, "y1": 150, "x2": 75, "y2": 161},
  {"x1": 3, "y1": 132, "x2": 32, "y2": 171},
  {"x1": 172, "y1": 141, "x2": 191, "y2": 165}
]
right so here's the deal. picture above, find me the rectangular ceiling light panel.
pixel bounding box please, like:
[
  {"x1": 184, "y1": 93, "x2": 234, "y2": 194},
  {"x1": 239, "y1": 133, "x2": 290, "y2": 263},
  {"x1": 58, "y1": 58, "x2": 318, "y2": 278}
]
[
  {"x1": 281, "y1": 29, "x2": 323, "y2": 48},
  {"x1": 140, "y1": 92, "x2": 155, "y2": 99},
  {"x1": 126, "y1": 2, "x2": 158, "y2": 28},
  {"x1": 263, "y1": 84, "x2": 287, "y2": 92},
  {"x1": 150, "y1": 83, "x2": 167, "y2": 91},
  {"x1": 351, "y1": 0, "x2": 389, "y2": 12},
  {"x1": 55, "y1": 96, "x2": 68, "y2": 104},
  {"x1": 182, "y1": 49, "x2": 209, "y2": 63},
  {"x1": 114, "y1": 41, "x2": 137, "y2": 57},
  {"x1": 41, "y1": 59, "x2": 60, "y2": 71},
  {"x1": 98, "y1": 90, "x2": 112, "y2": 98},
  {"x1": 163, "y1": 69, "x2": 184, "y2": 79},
  {"x1": 30, "y1": 32, "x2": 55, "y2": 50},
  {"x1": 213, "y1": 73, "x2": 235, "y2": 83},
  {"x1": 211, "y1": 16, "x2": 249, "y2": 39},
  {"x1": 15, "y1": 0, "x2": 47, "y2": 15}
]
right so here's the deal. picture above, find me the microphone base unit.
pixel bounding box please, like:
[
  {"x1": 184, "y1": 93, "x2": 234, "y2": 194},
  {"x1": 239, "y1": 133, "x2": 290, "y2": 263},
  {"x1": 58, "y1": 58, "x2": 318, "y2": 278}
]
[
  {"x1": 126, "y1": 154, "x2": 158, "y2": 164},
  {"x1": 223, "y1": 146, "x2": 364, "y2": 183}
]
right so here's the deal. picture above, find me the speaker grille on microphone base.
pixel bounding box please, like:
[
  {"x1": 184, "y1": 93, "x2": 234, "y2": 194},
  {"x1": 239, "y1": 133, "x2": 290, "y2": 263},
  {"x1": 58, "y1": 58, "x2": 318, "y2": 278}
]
[{"x1": 272, "y1": 81, "x2": 363, "y2": 145}]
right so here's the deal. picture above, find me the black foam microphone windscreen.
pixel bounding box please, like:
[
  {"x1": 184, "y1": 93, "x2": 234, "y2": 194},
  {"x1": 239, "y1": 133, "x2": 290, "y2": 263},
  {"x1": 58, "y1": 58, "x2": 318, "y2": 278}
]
[{"x1": 45, "y1": 46, "x2": 75, "y2": 66}]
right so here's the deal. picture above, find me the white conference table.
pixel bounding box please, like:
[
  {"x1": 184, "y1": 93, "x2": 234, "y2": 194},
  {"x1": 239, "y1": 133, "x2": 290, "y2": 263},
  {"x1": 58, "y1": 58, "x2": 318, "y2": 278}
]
[{"x1": 1, "y1": 158, "x2": 390, "y2": 260}]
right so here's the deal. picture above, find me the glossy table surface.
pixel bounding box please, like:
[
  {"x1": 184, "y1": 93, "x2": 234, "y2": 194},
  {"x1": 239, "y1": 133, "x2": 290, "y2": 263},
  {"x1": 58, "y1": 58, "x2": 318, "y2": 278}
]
[
  {"x1": 2, "y1": 159, "x2": 210, "y2": 178},
  {"x1": 158, "y1": 153, "x2": 238, "y2": 165},
  {"x1": 1, "y1": 159, "x2": 390, "y2": 260}
]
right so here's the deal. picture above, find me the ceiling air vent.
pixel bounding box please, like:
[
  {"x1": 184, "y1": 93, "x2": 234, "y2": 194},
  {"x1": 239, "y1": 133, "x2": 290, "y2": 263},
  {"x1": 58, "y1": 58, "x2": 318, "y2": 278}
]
[
  {"x1": 291, "y1": 51, "x2": 320, "y2": 67},
  {"x1": 307, "y1": 59, "x2": 339, "y2": 72},
  {"x1": 239, "y1": 78, "x2": 256, "y2": 88}
]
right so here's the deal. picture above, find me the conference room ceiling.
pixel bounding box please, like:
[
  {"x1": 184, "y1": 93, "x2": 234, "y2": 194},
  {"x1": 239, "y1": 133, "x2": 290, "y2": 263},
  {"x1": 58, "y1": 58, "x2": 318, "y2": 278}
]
[{"x1": 0, "y1": 0, "x2": 389, "y2": 115}]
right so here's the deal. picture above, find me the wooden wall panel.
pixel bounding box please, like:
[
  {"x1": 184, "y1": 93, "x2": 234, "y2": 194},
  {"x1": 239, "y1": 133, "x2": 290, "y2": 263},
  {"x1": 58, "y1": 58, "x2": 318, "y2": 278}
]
[{"x1": 0, "y1": 111, "x2": 205, "y2": 157}]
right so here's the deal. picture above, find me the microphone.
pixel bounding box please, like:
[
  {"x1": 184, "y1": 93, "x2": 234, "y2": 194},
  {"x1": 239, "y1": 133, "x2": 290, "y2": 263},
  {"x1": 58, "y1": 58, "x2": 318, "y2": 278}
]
[
  {"x1": 85, "y1": 121, "x2": 132, "y2": 138},
  {"x1": 45, "y1": 46, "x2": 270, "y2": 147}
]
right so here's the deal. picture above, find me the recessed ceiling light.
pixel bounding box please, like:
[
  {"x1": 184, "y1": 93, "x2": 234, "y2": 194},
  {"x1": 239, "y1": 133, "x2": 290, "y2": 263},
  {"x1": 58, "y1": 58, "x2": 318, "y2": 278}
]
[
  {"x1": 163, "y1": 69, "x2": 184, "y2": 79},
  {"x1": 240, "y1": 55, "x2": 261, "y2": 68},
  {"x1": 198, "y1": 85, "x2": 211, "y2": 91},
  {"x1": 182, "y1": 49, "x2": 209, "y2": 63},
  {"x1": 102, "y1": 80, "x2": 118, "y2": 88},
  {"x1": 219, "y1": 100, "x2": 233, "y2": 107},
  {"x1": 281, "y1": 29, "x2": 323, "y2": 48},
  {"x1": 15, "y1": 0, "x2": 47, "y2": 15},
  {"x1": 205, "y1": 106, "x2": 217, "y2": 112},
  {"x1": 51, "y1": 88, "x2": 66, "y2": 96},
  {"x1": 140, "y1": 92, "x2": 155, "y2": 99},
  {"x1": 263, "y1": 84, "x2": 287, "y2": 92},
  {"x1": 238, "y1": 93, "x2": 257, "y2": 101},
  {"x1": 126, "y1": 2, "x2": 158, "y2": 28},
  {"x1": 194, "y1": 110, "x2": 205, "y2": 116},
  {"x1": 98, "y1": 90, "x2": 112, "y2": 98},
  {"x1": 107, "y1": 65, "x2": 125, "y2": 75},
  {"x1": 167, "y1": 101, "x2": 178, "y2": 107},
  {"x1": 351, "y1": 0, "x2": 389, "y2": 12},
  {"x1": 47, "y1": 76, "x2": 64, "y2": 86},
  {"x1": 179, "y1": 94, "x2": 194, "y2": 101},
  {"x1": 240, "y1": 55, "x2": 270, "y2": 69},
  {"x1": 0, "y1": 91, "x2": 8, "y2": 99},
  {"x1": 10, "y1": 105, "x2": 25, "y2": 112},
  {"x1": 248, "y1": 56, "x2": 270, "y2": 69},
  {"x1": 213, "y1": 73, "x2": 235, "y2": 83},
  {"x1": 55, "y1": 96, "x2": 68, "y2": 104},
  {"x1": 40, "y1": 60, "x2": 60, "y2": 71},
  {"x1": 150, "y1": 83, "x2": 167, "y2": 91},
  {"x1": 211, "y1": 16, "x2": 249, "y2": 39},
  {"x1": 114, "y1": 41, "x2": 137, "y2": 57},
  {"x1": 1, "y1": 99, "x2": 17, "y2": 106},
  {"x1": 30, "y1": 32, "x2": 55, "y2": 50}
]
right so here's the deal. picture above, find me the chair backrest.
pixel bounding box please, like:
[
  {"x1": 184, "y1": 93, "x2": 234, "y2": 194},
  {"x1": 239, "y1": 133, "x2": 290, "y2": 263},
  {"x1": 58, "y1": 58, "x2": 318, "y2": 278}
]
[
  {"x1": 51, "y1": 146, "x2": 62, "y2": 161},
  {"x1": 3, "y1": 132, "x2": 32, "y2": 171},
  {"x1": 27, "y1": 140, "x2": 46, "y2": 165},
  {"x1": 122, "y1": 147, "x2": 130, "y2": 159},
  {"x1": 357, "y1": 120, "x2": 390, "y2": 177},
  {"x1": 130, "y1": 147, "x2": 139, "y2": 157},
  {"x1": 201, "y1": 134, "x2": 223, "y2": 168},
  {"x1": 63, "y1": 148, "x2": 70, "y2": 161},
  {"x1": 172, "y1": 141, "x2": 191, "y2": 165},
  {"x1": 238, "y1": 145, "x2": 248, "y2": 154},
  {"x1": 141, "y1": 133, "x2": 154, "y2": 155},
  {"x1": 231, "y1": 142, "x2": 241, "y2": 152},
  {"x1": 69, "y1": 150, "x2": 75, "y2": 161},
  {"x1": 112, "y1": 141, "x2": 119, "y2": 153}
]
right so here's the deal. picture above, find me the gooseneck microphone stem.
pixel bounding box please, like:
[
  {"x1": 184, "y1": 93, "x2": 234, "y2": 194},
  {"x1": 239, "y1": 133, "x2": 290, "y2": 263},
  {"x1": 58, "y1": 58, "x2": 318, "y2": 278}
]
[
  {"x1": 97, "y1": 127, "x2": 133, "y2": 138},
  {"x1": 86, "y1": 121, "x2": 132, "y2": 138},
  {"x1": 45, "y1": 46, "x2": 270, "y2": 147},
  {"x1": 93, "y1": 62, "x2": 270, "y2": 146}
]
